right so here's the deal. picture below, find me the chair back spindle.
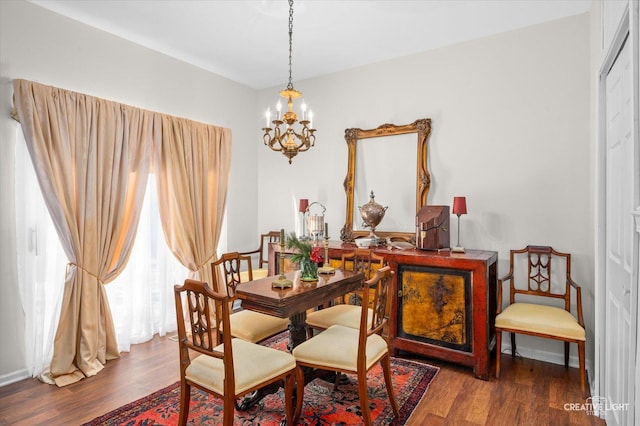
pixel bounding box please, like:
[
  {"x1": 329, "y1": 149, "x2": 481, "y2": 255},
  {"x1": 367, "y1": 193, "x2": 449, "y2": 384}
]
[
  {"x1": 360, "y1": 266, "x2": 393, "y2": 338},
  {"x1": 212, "y1": 252, "x2": 253, "y2": 298},
  {"x1": 174, "y1": 279, "x2": 229, "y2": 375},
  {"x1": 508, "y1": 245, "x2": 573, "y2": 309},
  {"x1": 342, "y1": 248, "x2": 385, "y2": 280}
]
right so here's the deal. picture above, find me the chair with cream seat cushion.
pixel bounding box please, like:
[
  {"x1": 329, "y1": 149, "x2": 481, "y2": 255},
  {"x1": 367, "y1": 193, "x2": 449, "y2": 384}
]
[
  {"x1": 495, "y1": 245, "x2": 586, "y2": 395},
  {"x1": 305, "y1": 248, "x2": 384, "y2": 336},
  {"x1": 211, "y1": 252, "x2": 289, "y2": 343},
  {"x1": 240, "y1": 231, "x2": 280, "y2": 281},
  {"x1": 174, "y1": 279, "x2": 302, "y2": 426},
  {"x1": 293, "y1": 266, "x2": 399, "y2": 426}
]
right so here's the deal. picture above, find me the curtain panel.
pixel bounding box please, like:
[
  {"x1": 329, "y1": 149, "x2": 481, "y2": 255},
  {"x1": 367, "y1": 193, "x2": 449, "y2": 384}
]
[
  {"x1": 13, "y1": 79, "x2": 156, "y2": 386},
  {"x1": 13, "y1": 79, "x2": 231, "y2": 386},
  {"x1": 154, "y1": 114, "x2": 232, "y2": 287}
]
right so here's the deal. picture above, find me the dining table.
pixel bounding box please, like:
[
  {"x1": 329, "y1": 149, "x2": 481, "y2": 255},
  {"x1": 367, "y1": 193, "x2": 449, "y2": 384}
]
[{"x1": 235, "y1": 268, "x2": 364, "y2": 351}]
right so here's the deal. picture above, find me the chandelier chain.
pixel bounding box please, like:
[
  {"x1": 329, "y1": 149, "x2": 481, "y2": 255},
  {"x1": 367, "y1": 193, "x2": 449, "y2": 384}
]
[{"x1": 287, "y1": 0, "x2": 294, "y2": 90}]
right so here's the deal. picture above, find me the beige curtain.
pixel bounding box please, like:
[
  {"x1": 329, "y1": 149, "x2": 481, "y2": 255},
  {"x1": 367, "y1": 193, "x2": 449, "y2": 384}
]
[
  {"x1": 153, "y1": 114, "x2": 232, "y2": 287},
  {"x1": 13, "y1": 79, "x2": 157, "y2": 386}
]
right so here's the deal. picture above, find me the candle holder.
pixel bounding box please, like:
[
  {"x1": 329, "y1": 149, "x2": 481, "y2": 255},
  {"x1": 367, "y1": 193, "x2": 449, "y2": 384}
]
[
  {"x1": 318, "y1": 237, "x2": 335, "y2": 274},
  {"x1": 272, "y1": 235, "x2": 293, "y2": 288}
]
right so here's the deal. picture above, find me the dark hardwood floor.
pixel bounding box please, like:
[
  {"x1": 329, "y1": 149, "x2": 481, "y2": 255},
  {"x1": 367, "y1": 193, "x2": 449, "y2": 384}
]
[{"x1": 0, "y1": 334, "x2": 605, "y2": 426}]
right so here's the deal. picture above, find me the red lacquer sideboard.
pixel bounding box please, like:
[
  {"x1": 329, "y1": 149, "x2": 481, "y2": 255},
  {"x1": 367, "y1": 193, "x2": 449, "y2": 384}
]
[{"x1": 269, "y1": 241, "x2": 498, "y2": 379}]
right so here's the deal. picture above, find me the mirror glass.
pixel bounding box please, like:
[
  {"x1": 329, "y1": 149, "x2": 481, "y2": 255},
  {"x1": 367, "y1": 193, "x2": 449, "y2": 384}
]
[{"x1": 353, "y1": 133, "x2": 416, "y2": 232}]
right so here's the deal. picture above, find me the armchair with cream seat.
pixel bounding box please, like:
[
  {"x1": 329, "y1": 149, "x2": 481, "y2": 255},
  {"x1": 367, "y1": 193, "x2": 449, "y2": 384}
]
[
  {"x1": 305, "y1": 248, "x2": 385, "y2": 337},
  {"x1": 495, "y1": 245, "x2": 586, "y2": 395},
  {"x1": 240, "y1": 231, "x2": 280, "y2": 281},
  {"x1": 173, "y1": 279, "x2": 302, "y2": 426},
  {"x1": 211, "y1": 252, "x2": 289, "y2": 344},
  {"x1": 292, "y1": 266, "x2": 399, "y2": 426}
]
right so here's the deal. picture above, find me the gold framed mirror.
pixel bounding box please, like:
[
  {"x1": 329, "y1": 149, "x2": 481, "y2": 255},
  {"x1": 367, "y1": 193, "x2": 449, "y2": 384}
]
[{"x1": 340, "y1": 118, "x2": 432, "y2": 242}]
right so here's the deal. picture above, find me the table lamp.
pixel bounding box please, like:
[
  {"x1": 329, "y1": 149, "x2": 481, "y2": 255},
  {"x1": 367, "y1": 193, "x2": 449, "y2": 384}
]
[{"x1": 452, "y1": 196, "x2": 467, "y2": 253}]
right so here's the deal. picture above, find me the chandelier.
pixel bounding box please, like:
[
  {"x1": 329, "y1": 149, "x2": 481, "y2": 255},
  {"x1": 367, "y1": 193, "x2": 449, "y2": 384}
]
[{"x1": 263, "y1": 0, "x2": 316, "y2": 164}]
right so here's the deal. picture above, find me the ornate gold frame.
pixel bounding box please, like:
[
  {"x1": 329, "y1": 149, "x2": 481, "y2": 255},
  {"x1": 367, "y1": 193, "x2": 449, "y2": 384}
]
[{"x1": 340, "y1": 118, "x2": 432, "y2": 242}]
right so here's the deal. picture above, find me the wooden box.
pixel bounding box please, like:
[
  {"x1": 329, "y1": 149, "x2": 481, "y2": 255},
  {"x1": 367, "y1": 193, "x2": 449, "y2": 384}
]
[{"x1": 415, "y1": 205, "x2": 450, "y2": 250}]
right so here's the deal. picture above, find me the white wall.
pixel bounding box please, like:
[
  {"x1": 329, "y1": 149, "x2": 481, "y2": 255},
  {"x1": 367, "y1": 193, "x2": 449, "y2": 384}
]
[
  {"x1": 257, "y1": 14, "x2": 593, "y2": 368},
  {"x1": 1, "y1": 0, "x2": 593, "y2": 383}
]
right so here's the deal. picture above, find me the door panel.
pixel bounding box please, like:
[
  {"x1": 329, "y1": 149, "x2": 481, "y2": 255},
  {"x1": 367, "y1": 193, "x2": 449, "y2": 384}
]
[{"x1": 605, "y1": 36, "x2": 633, "y2": 426}]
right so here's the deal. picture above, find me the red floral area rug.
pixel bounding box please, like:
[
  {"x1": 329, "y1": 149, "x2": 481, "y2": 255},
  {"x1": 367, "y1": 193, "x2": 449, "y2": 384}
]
[{"x1": 83, "y1": 333, "x2": 438, "y2": 425}]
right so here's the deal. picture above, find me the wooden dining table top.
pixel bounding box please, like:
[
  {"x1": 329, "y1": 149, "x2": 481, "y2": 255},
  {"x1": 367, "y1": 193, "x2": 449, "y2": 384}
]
[{"x1": 235, "y1": 269, "x2": 364, "y2": 319}]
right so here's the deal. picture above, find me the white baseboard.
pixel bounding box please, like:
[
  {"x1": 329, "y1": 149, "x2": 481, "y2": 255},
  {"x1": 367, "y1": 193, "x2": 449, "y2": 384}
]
[{"x1": 0, "y1": 368, "x2": 30, "y2": 387}]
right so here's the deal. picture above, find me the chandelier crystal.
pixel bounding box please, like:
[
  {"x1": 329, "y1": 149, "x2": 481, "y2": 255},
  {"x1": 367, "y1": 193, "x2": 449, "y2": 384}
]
[{"x1": 263, "y1": 0, "x2": 316, "y2": 164}]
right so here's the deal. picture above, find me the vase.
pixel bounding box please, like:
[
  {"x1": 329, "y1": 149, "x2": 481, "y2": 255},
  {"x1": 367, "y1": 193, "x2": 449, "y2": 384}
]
[{"x1": 300, "y1": 257, "x2": 318, "y2": 282}]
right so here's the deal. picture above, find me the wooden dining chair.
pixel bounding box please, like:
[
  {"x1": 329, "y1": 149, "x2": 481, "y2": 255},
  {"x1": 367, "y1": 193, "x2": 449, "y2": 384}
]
[
  {"x1": 292, "y1": 266, "x2": 399, "y2": 426},
  {"x1": 174, "y1": 279, "x2": 303, "y2": 426},
  {"x1": 211, "y1": 252, "x2": 289, "y2": 343},
  {"x1": 495, "y1": 245, "x2": 586, "y2": 395},
  {"x1": 305, "y1": 248, "x2": 385, "y2": 337},
  {"x1": 240, "y1": 231, "x2": 280, "y2": 281}
]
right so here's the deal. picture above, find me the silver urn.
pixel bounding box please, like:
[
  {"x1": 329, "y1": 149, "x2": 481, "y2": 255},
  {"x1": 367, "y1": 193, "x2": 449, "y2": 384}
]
[{"x1": 358, "y1": 191, "x2": 388, "y2": 241}]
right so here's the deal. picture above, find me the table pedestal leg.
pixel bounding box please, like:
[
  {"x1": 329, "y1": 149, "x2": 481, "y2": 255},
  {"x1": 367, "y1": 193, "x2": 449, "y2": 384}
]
[
  {"x1": 239, "y1": 311, "x2": 308, "y2": 411},
  {"x1": 237, "y1": 382, "x2": 281, "y2": 411},
  {"x1": 288, "y1": 311, "x2": 307, "y2": 351}
]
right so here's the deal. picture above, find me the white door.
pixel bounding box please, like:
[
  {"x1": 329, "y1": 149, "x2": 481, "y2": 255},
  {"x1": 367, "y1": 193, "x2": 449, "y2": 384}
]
[{"x1": 604, "y1": 36, "x2": 634, "y2": 426}]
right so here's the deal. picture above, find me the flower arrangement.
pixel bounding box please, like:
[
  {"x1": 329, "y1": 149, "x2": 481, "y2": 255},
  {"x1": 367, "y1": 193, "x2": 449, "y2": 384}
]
[{"x1": 286, "y1": 232, "x2": 323, "y2": 281}]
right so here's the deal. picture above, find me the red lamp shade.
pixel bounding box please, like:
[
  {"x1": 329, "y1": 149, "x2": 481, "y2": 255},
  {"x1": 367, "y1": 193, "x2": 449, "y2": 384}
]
[
  {"x1": 299, "y1": 198, "x2": 309, "y2": 213},
  {"x1": 452, "y1": 197, "x2": 467, "y2": 216}
]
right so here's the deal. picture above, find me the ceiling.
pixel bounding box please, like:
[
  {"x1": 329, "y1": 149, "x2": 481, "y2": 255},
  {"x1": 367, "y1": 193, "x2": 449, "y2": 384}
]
[{"x1": 29, "y1": 0, "x2": 591, "y2": 90}]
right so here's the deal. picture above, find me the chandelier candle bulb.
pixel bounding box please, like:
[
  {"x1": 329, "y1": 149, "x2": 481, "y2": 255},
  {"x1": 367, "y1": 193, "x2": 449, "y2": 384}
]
[{"x1": 301, "y1": 101, "x2": 307, "y2": 120}]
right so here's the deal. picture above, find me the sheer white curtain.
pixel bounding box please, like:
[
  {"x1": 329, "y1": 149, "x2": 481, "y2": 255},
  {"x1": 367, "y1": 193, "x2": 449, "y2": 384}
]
[
  {"x1": 14, "y1": 126, "x2": 65, "y2": 377},
  {"x1": 15, "y1": 127, "x2": 189, "y2": 376},
  {"x1": 106, "y1": 176, "x2": 189, "y2": 352}
]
